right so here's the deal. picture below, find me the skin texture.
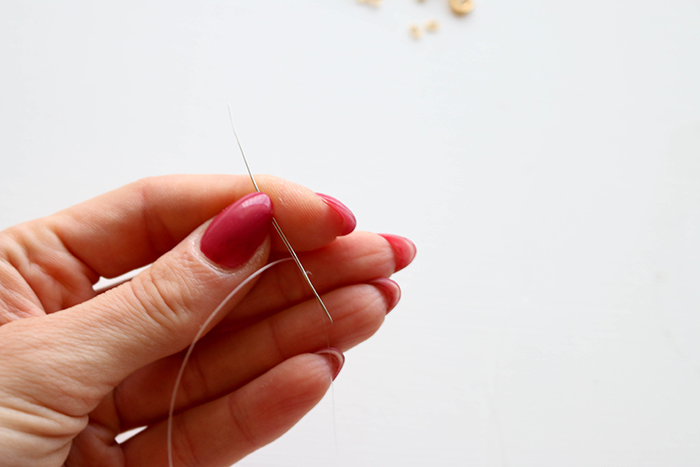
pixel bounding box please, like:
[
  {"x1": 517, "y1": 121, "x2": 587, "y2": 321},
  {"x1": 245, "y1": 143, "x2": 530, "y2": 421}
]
[{"x1": 0, "y1": 175, "x2": 414, "y2": 467}]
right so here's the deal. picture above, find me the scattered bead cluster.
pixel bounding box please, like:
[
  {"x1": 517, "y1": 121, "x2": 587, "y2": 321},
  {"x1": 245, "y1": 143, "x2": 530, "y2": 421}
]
[{"x1": 356, "y1": 0, "x2": 474, "y2": 39}]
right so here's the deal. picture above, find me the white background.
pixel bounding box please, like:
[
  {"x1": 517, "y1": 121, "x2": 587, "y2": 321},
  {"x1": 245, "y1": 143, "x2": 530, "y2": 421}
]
[{"x1": 2, "y1": 1, "x2": 700, "y2": 466}]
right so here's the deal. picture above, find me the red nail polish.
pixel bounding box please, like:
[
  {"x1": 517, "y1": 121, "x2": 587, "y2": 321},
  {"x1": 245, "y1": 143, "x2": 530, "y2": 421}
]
[
  {"x1": 315, "y1": 348, "x2": 345, "y2": 380},
  {"x1": 368, "y1": 278, "x2": 402, "y2": 313},
  {"x1": 379, "y1": 234, "x2": 417, "y2": 272},
  {"x1": 200, "y1": 193, "x2": 273, "y2": 269},
  {"x1": 316, "y1": 193, "x2": 356, "y2": 236}
]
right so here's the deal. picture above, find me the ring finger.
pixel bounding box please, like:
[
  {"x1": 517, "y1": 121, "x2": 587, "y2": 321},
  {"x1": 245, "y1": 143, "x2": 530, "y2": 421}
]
[{"x1": 115, "y1": 279, "x2": 399, "y2": 430}]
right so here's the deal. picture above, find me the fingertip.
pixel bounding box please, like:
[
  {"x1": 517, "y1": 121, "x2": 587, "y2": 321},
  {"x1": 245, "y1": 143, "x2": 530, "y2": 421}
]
[
  {"x1": 314, "y1": 348, "x2": 345, "y2": 381},
  {"x1": 368, "y1": 277, "x2": 401, "y2": 313},
  {"x1": 253, "y1": 176, "x2": 342, "y2": 252},
  {"x1": 316, "y1": 193, "x2": 356, "y2": 236},
  {"x1": 379, "y1": 234, "x2": 417, "y2": 272}
]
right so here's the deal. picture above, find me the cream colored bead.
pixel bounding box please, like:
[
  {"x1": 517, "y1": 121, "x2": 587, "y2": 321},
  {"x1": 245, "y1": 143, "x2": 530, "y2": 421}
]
[
  {"x1": 425, "y1": 19, "x2": 440, "y2": 32},
  {"x1": 449, "y1": 0, "x2": 474, "y2": 15},
  {"x1": 409, "y1": 24, "x2": 422, "y2": 39}
]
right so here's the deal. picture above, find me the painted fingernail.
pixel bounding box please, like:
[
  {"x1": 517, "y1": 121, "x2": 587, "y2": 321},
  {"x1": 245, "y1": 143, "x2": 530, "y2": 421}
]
[
  {"x1": 379, "y1": 234, "x2": 417, "y2": 272},
  {"x1": 200, "y1": 193, "x2": 273, "y2": 269},
  {"x1": 315, "y1": 347, "x2": 345, "y2": 381},
  {"x1": 316, "y1": 193, "x2": 356, "y2": 236},
  {"x1": 368, "y1": 278, "x2": 402, "y2": 314}
]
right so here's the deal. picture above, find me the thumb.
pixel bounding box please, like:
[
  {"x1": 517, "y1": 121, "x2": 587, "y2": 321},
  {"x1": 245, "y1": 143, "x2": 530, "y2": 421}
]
[{"x1": 4, "y1": 192, "x2": 274, "y2": 408}]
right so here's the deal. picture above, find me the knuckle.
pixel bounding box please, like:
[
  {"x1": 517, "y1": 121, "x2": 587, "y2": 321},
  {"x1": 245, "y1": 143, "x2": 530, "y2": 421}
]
[
  {"x1": 226, "y1": 396, "x2": 260, "y2": 451},
  {"x1": 126, "y1": 265, "x2": 193, "y2": 336},
  {"x1": 129, "y1": 175, "x2": 166, "y2": 195},
  {"x1": 171, "y1": 415, "x2": 203, "y2": 467},
  {"x1": 273, "y1": 264, "x2": 310, "y2": 307}
]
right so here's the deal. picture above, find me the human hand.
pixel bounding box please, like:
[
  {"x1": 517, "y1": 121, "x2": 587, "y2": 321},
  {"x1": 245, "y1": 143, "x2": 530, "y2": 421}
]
[{"x1": 0, "y1": 175, "x2": 416, "y2": 467}]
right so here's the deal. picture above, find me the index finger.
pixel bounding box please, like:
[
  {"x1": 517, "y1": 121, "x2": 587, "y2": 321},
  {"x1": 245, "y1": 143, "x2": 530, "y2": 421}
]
[{"x1": 45, "y1": 174, "x2": 352, "y2": 279}]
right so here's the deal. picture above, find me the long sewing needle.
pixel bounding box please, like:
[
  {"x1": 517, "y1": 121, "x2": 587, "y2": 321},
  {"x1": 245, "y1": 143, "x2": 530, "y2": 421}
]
[{"x1": 227, "y1": 104, "x2": 333, "y2": 323}]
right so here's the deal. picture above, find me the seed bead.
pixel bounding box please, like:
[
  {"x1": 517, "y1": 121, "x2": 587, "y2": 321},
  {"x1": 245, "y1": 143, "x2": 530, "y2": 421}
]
[
  {"x1": 449, "y1": 0, "x2": 474, "y2": 15},
  {"x1": 409, "y1": 24, "x2": 422, "y2": 39},
  {"x1": 425, "y1": 19, "x2": 440, "y2": 32}
]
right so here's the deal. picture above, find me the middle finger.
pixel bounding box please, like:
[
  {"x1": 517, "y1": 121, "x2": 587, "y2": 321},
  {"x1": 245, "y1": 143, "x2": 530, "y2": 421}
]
[{"x1": 115, "y1": 279, "x2": 398, "y2": 431}]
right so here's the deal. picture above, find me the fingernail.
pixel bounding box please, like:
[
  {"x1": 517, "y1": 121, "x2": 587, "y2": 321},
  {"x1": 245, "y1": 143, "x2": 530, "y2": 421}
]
[
  {"x1": 368, "y1": 278, "x2": 401, "y2": 313},
  {"x1": 379, "y1": 234, "x2": 417, "y2": 272},
  {"x1": 315, "y1": 347, "x2": 345, "y2": 381},
  {"x1": 316, "y1": 193, "x2": 356, "y2": 236},
  {"x1": 200, "y1": 193, "x2": 273, "y2": 269}
]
